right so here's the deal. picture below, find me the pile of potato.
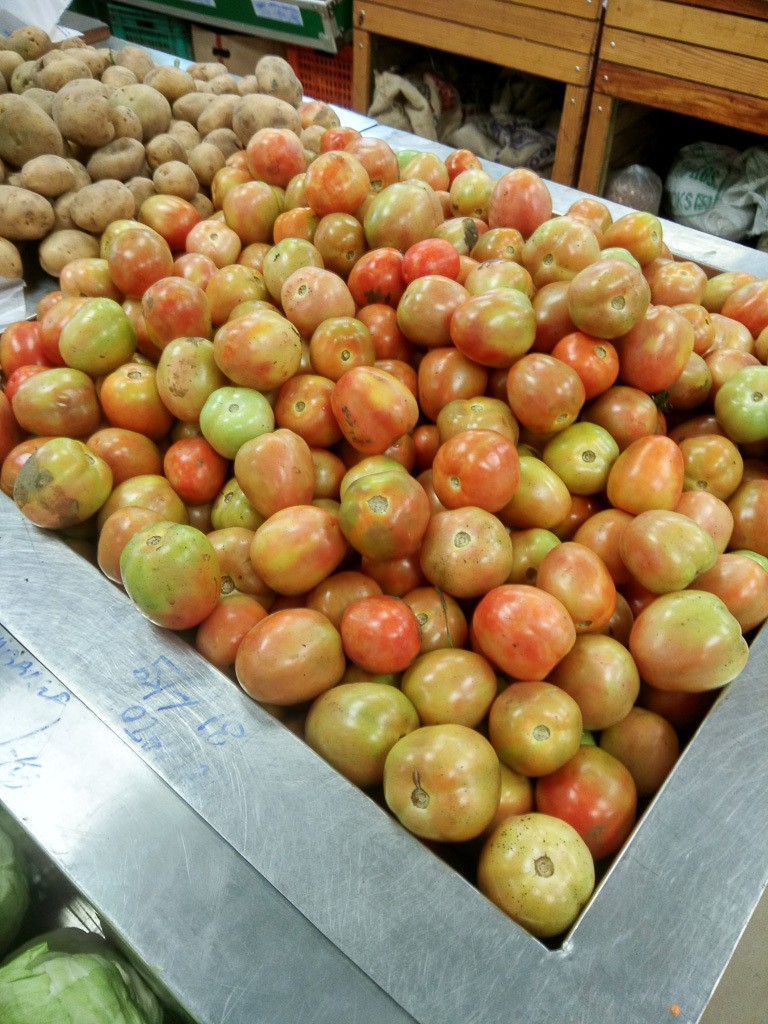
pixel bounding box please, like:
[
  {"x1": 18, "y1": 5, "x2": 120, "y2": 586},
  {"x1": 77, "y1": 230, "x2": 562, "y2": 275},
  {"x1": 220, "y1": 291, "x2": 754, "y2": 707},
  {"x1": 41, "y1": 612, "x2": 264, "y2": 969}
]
[{"x1": 0, "y1": 23, "x2": 337, "y2": 281}]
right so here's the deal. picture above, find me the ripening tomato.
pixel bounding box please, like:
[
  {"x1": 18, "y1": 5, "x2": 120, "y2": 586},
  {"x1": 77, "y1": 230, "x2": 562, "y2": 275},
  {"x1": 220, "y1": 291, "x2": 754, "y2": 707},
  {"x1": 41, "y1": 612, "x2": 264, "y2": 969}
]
[
  {"x1": 364, "y1": 179, "x2": 445, "y2": 253},
  {"x1": 155, "y1": 336, "x2": 228, "y2": 424},
  {"x1": 536, "y1": 541, "x2": 617, "y2": 633},
  {"x1": 582, "y1": 384, "x2": 662, "y2": 451},
  {"x1": 629, "y1": 589, "x2": 749, "y2": 691},
  {"x1": 402, "y1": 586, "x2": 469, "y2": 653},
  {"x1": 384, "y1": 724, "x2": 502, "y2": 842},
  {"x1": 0, "y1": 391, "x2": 24, "y2": 466},
  {"x1": 163, "y1": 436, "x2": 229, "y2": 506},
  {"x1": 689, "y1": 552, "x2": 768, "y2": 633},
  {"x1": 304, "y1": 149, "x2": 370, "y2": 216},
  {"x1": 86, "y1": 427, "x2": 164, "y2": 485},
  {"x1": 138, "y1": 193, "x2": 202, "y2": 251},
  {"x1": 281, "y1": 266, "x2": 356, "y2": 337},
  {"x1": 549, "y1": 632, "x2": 640, "y2": 731},
  {"x1": 450, "y1": 288, "x2": 536, "y2": 367},
  {"x1": 599, "y1": 706, "x2": 680, "y2": 799},
  {"x1": 331, "y1": 365, "x2": 419, "y2": 456},
  {"x1": 472, "y1": 584, "x2": 576, "y2": 680},
  {"x1": 602, "y1": 210, "x2": 663, "y2": 266},
  {"x1": 431, "y1": 428, "x2": 520, "y2": 512},
  {"x1": 401, "y1": 648, "x2": 497, "y2": 728},
  {"x1": 615, "y1": 304, "x2": 695, "y2": 393},
  {"x1": 13, "y1": 436, "x2": 113, "y2": 529},
  {"x1": 250, "y1": 504, "x2": 347, "y2": 595},
  {"x1": 194, "y1": 593, "x2": 269, "y2": 671},
  {"x1": 419, "y1": 505, "x2": 514, "y2": 599},
  {"x1": 568, "y1": 258, "x2": 651, "y2": 339},
  {"x1": 120, "y1": 520, "x2": 221, "y2": 630},
  {"x1": 550, "y1": 332, "x2": 620, "y2": 401},
  {"x1": 619, "y1": 509, "x2": 718, "y2": 593},
  {"x1": 478, "y1": 812, "x2": 595, "y2": 938},
  {"x1": 340, "y1": 593, "x2": 421, "y2": 674},
  {"x1": 489, "y1": 681, "x2": 583, "y2": 777},
  {"x1": 497, "y1": 455, "x2": 572, "y2": 531},
  {"x1": 606, "y1": 434, "x2": 684, "y2": 513},
  {"x1": 535, "y1": 744, "x2": 637, "y2": 861},
  {"x1": 542, "y1": 422, "x2": 620, "y2": 496},
  {"x1": 99, "y1": 362, "x2": 175, "y2": 441},
  {"x1": 97, "y1": 505, "x2": 167, "y2": 585},
  {"x1": 396, "y1": 275, "x2": 469, "y2": 349},
  {"x1": 97, "y1": 473, "x2": 188, "y2": 531},
  {"x1": 107, "y1": 226, "x2": 175, "y2": 298},
  {"x1": 11, "y1": 366, "x2": 101, "y2": 438},
  {"x1": 506, "y1": 352, "x2": 586, "y2": 435},
  {"x1": 338, "y1": 468, "x2": 431, "y2": 562},
  {"x1": 487, "y1": 168, "x2": 552, "y2": 238},
  {"x1": 236, "y1": 607, "x2": 346, "y2": 705},
  {"x1": 304, "y1": 682, "x2": 420, "y2": 788},
  {"x1": 522, "y1": 215, "x2": 602, "y2": 287}
]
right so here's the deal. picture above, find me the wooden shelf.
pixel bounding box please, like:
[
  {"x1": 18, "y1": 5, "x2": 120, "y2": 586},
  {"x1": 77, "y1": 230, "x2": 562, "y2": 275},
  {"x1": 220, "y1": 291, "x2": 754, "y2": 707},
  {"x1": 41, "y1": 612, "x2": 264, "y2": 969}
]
[
  {"x1": 351, "y1": 0, "x2": 604, "y2": 186},
  {"x1": 578, "y1": 0, "x2": 768, "y2": 195}
]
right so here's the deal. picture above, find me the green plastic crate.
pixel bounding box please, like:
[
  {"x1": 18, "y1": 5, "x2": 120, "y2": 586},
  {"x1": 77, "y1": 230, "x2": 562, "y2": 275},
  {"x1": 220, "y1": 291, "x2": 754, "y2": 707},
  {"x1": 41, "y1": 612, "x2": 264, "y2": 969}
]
[{"x1": 105, "y1": 1, "x2": 194, "y2": 60}]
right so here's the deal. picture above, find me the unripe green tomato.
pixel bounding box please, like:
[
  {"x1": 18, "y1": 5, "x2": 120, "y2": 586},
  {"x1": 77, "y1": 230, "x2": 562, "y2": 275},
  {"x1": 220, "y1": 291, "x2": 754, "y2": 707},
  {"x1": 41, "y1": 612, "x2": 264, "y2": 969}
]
[{"x1": 120, "y1": 521, "x2": 221, "y2": 630}]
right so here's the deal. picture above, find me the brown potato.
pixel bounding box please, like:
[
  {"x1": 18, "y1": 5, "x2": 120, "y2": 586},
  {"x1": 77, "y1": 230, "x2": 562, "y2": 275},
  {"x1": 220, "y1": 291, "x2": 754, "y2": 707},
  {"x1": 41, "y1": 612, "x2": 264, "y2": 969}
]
[
  {"x1": 186, "y1": 62, "x2": 229, "y2": 82},
  {"x1": 109, "y1": 83, "x2": 172, "y2": 141},
  {"x1": 113, "y1": 45, "x2": 155, "y2": 82},
  {"x1": 53, "y1": 79, "x2": 115, "y2": 148},
  {"x1": 101, "y1": 64, "x2": 138, "y2": 88},
  {"x1": 70, "y1": 179, "x2": 136, "y2": 234},
  {"x1": 86, "y1": 138, "x2": 146, "y2": 182},
  {"x1": 189, "y1": 192, "x2": 215, "y2": 219},
  {"x1": 66, "y1": 159, "x2": 92, "y2": 191},
  {"x1": 19, "y1": 154, "x2": 77, "y2": 197},
  {"x1": 237, "y1": 75, "x2": 260, "y2": 96},
  {"x1": 5, "y1": 26, "x2": 52, "y2": 62},
  {"x1": 145, "y1": 133, "x2": 187, "y2": 170},
  {"x1": 0, "y1": 94, "x2": 64, "y2": 166},
  {"x1": 143, "y1": 65, "x2": 197, "y2": 103},
  {"x1": 197, "y1": 94, "x2": 239, "y2": 136},
  {"x1": 18, "y1": 86, "x2": 55, "y2": 117},
  {"x1": 0, "y1": 51, "x2": 25, "y2": 88},
  {"x1": 171, "y1": 91, "x2": 216, "y2": 127},
  {"x1": 232, "y1": 93, "x2": 301, "y2": 146},
  {"x1": 0, "y1": 184, "x2": 55, "y2": 240},
  {"x1": 72, "y1": 47, "x2": 112, "y2": 79},
  {"x1": 10, "y1": 60, "x2": 38, "y2": 95},
  {"x1": 167, "y1": 119, "x2": 202, "y2": 155},
  {"x1": 126, "y1": 175, "x2": 157, "y2": 209},
  {"x1": 109, "y1": 104, "x2": 144, "y2": 141},
  {"x1": 38, "y1": 228, "x2": 100, "y2": 277},
  {"x1": 152, "y1": 160, "x2": 199, "y2": 201},
  {"x1": 187, "y1": 142, "x2": 225, "y2": 187},
  {"x1": 254, "y1": 54, "x2": 303, "y2": 106},
  {"x1": 202, "y1": 128, "x2": 242, "y2": 159},
  {"x1": 0, "y1": 237, "x2": 23, "y2": 279},
  {"x1": 33, "y1": 55, "x2": 93, "y2": 93},
  {"x1": 52, "y1": 190, "x2": 79, "y2": 230},
  {"x1": 207, "y1": 74, "x2": 240, "y2": 96}
]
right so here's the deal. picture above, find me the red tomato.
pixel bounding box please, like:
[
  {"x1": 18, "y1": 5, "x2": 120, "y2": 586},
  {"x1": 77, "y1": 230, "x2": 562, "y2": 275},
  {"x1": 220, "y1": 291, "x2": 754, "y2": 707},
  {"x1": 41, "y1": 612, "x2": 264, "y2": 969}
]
[
  {"x1": 163, "y1": 436, "x2": 229, "y2": 506},
  {"x1": 97, "y1": 505, "x2": 166, "y2": 585},
  {"x1": 304, "y1": 150, "x2": 371, "y2": 216},
  {"x1": 87, "y1": 427, "x2": 163, "y2": 486},
  {"x1": 550, "y1": 331, "x2": 620, "y2": 400},
  {"x1": 341, "y1": 594, "x2": 421, "y2": 674},
  {"x1": 487, "y1": 168, "x2": 553, "y2": 238},
  {"x1": 142, "y1": 276, "x2": 212, "y2": 350},
  {"x1": 331, "y1": 365, "x2": 419, "y2": 456},
  {"x1": 347, "y1": 248, "x2": 406, "y2": 307},
  {"x1": 402, "y1": 238, "x2": 461, "y2": 282},
  {"x1": 0, "y1": 320, "x2": 50, "y2": 377},
  {"x1": 430, "y1": 428, "x2": 520, "y2": 512},
  {"x1": 536, "y1": 541, "x2": 617, "y2": 633},
  {"x1": 99, "y1": 363, "x2": 175, "y2": 441},
  {"x1": 535, "y1": 744, "x2": 637, "y2": 861},
  {"x1": 245, "y1": 127, "x2": 307, "y2": 187},
  {"x1": 472, "y1": 584, "x2": 577, "y2": 680},
  {"x1": 138, "y1": 193, "x2": 202, "y2": 251}
]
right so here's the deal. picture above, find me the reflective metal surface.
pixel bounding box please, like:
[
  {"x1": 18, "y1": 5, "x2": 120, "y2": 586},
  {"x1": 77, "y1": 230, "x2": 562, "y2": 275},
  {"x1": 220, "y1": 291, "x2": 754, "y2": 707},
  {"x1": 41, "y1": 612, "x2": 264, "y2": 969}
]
[{"x1": 2, "y1": 491, "x2": 768, "y2": 1024}]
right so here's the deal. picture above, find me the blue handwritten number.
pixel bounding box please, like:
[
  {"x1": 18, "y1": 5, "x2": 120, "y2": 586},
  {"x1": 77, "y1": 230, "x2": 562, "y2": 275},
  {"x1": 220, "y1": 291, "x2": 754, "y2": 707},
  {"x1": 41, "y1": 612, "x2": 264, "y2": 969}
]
[{"x1": 197, "y1": 716, "x2": 246, "y2": 747}]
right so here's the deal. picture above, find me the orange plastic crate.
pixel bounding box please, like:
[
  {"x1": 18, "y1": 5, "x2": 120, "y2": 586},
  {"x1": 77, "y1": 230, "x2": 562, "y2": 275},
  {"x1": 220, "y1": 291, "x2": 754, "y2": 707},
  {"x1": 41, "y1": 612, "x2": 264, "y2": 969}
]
[{"x1": 287, "y1": 44, "x2": 353, "y2": 107}]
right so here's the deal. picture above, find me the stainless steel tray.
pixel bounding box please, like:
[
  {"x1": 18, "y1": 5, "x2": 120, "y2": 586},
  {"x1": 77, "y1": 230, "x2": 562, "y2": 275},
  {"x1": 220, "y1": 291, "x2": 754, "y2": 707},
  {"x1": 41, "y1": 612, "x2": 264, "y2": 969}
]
[{"x1": 2, "y1": 127, "x2": 768, "y2": 1024}]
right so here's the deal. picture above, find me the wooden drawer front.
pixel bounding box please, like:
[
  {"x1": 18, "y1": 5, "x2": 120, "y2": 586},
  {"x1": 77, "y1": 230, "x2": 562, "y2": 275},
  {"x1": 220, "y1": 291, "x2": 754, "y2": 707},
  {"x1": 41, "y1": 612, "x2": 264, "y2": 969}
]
[
  {"x1": 603, "y1": 0, "x2": 768, "y2": 62},
  {"x1": 354, "y1": 0, "x2": 601, "y2": 85},
  {"x1": 598, "y1": 29, "x2": 768, "y2": 100}
]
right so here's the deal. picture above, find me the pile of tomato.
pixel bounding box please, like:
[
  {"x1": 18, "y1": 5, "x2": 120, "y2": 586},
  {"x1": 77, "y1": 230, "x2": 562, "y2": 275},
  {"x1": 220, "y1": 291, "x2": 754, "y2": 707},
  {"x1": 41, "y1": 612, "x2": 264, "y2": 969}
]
[{"x1": 2, "y1": 124, "x2": 768, "y2": 941}]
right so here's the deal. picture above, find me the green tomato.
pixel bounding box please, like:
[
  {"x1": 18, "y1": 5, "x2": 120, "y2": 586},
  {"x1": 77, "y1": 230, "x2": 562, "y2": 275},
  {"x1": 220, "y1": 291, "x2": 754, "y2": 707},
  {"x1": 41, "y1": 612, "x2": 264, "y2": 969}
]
[
  {"x1": 199, "y1": 386, "x2": 275, "y2": 459},
  {"x1": 58, "y1": 298, "x2": 137, "y2": 376},
  {"x1": 714, "y1": 364, "x2": 768, "y2": 444}
]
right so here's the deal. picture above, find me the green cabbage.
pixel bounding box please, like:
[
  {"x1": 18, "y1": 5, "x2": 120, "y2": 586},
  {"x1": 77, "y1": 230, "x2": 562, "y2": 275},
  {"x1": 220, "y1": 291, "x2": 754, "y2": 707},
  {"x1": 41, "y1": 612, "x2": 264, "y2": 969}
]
[
  {"x1": 0, "y1": 816, "x2": 29, "y2": 957},
  {"x1": 0, "y1": 928, "x2": 164, "y2": 1024}
]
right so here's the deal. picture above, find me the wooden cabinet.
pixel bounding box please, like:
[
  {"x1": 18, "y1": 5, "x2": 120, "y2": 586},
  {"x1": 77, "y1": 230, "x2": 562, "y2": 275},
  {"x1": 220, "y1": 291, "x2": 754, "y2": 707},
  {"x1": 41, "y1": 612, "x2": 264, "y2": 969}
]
[
  {"x1": 351, "y1": 0, "x2": 604, "y2": 186},
  {"x1": 578, "y1": 0, "x2": 768, "y2": 195}
]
